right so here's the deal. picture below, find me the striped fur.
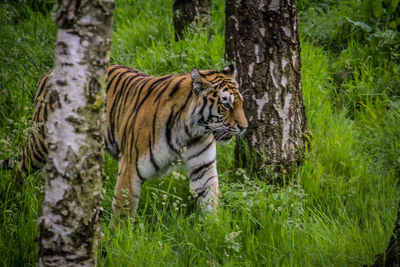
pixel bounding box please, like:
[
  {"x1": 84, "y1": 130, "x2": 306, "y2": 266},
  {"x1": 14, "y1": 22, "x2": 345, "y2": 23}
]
[{"x1": 1, "y1": 64, "x2": 248, "y2": 218}]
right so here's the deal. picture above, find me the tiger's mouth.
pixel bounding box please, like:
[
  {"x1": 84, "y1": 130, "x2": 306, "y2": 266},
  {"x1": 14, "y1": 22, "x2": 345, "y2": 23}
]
[
  {"x1": 211, "y1": 125, "x2": 243, "y2": 143},
  {"x1": 217, "y1": 135, "x2": 233, "y2": 142},
  {"x1": 213, "y1": 131, "x2": 234, "y2": 143}
]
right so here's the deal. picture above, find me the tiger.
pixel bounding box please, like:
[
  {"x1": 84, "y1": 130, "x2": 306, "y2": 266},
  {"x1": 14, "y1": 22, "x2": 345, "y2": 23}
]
[{"x1": 0, "y1": 64, "x2": 248, "y2": 219}]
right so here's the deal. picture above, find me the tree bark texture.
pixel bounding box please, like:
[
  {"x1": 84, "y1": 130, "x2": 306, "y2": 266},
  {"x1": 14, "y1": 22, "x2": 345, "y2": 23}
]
[
  {"x1": 383, "y1": 201, "x2": 400, "y2": 266},
  {"x1": 226, "y1": 0, "x2": 307, "y2": 172},
  {"x1": 173, "y1": 0, "x2": 211, "y2": 40},
  {"x1": 384, "y1": 201, "x2": 400, "y2": 265},
  {"x1": 371, "y1": 201, "x2": 400, "y2": 266},
  {"x1": 38, "y1": 0, "x2": 114, "y2": 266}
]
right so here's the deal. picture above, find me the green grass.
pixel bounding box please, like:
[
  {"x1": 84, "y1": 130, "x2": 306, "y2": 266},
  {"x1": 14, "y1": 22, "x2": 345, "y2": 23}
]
[{"x1": 1, "y1": 0, "x2": 400, "y2": 266}]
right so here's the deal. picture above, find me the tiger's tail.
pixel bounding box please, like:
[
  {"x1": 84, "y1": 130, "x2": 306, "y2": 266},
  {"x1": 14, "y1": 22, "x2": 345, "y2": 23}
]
[{"x1": 0, "y1": 158, "x2": 16, "y2": 170}]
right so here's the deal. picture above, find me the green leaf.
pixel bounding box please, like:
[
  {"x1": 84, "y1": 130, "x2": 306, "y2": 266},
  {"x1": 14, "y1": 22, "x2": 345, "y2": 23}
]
[{"x1": 345, "y1": 17, "x2": 372, "y2": 32}]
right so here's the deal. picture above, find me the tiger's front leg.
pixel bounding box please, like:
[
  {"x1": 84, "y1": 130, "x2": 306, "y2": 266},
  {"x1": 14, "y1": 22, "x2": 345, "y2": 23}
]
[
  {"x1": 112, "y1": 156, "x2": 142, "y2": 225},
  {"x1": 184, "y1": 135, "x2": 219, "y2": 213}
]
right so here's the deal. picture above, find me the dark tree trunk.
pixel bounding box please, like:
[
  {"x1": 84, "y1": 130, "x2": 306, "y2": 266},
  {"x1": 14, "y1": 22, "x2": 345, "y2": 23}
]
[
  {"x1": 173, "y1": 0, "x2": 211, "y2": 40},
  {"x1": 384, "y1": 203, "x2": 400, "y2": 265},
  {"x1": 38, "y1": 0, "x2": 114, "y2": 265},
  {"x1": 226, "y1": 0, "x2": 307, "y2": 174},
  {"x1": 371, "y1": 201, "x2": 400, "y2": 267}
]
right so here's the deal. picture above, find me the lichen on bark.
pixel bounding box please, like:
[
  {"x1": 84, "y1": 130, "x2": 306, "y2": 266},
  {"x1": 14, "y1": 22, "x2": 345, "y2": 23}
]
[
  {"x1": 38, "y1": 0, "x2": 114, "y2": 266},
  {"x1": 226, "y1": 0, "x2": 307, "y2": 175}
]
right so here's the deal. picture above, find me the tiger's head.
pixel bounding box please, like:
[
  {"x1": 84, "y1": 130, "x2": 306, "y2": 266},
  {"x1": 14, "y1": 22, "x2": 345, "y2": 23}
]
[{"x1": 190, "y1": 65, "x2": 248, "y2": 142}]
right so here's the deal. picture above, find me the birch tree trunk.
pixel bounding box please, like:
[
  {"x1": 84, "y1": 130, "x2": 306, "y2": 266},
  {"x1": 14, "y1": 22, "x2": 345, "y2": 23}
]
[
  {"x1": 38, "y1": 0, "x2": 114, "y2": 265},
  {"x1": 226, "y1": 0, "x2": 307, "y2": 174},
  {"x1": 173, "y1": 0, "x2": 211, "y2": 40}
]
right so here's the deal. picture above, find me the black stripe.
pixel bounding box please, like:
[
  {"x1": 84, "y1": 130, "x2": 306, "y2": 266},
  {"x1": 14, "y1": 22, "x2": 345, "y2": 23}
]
[
  {"x1": 110, "y1": 74, "x2": 137, "y2": 134},
  {"x1": 32, "y1": 138, "x2": 46, "y2": 162},
  {"x1": 36, "y1": 74, "x2": 49, "y2": 99},
  {"x1": 36, "y1": 136, "x2": 48, "y2": 159},
  {"x1": 168, "y1": 77, "x2": 186, "y2": 98},
  {"x1": 209, "y1": 76, "x2": 222, "y2": 83},
  {"x1": 165, "y1": 106, "x2": 180, "y2": 154},
  {"x1": 109, "y1": 76, "x2": 133, "y2": 138},
  {"x1": 111, "y1": 70, "x2": 136, "y2": 97},
  {"x1": 206, "y1": 98, "x2": 215, "y2": 121},
  {"x1": 156, "y1": 74, "x2": 173, "y2": 86},
  {"x1": 149, "y1": 138, "x2": 159, "y2": 171},
  {"x1": 171, "y1": 90, "x2": 193, "y2": 125},
  {"x1": 105, "y1": 131, "x2": 113, "y2": 155},
  {"x1": 121, "y1": 76, "x2": 146, "y2": 114},
  {"x1": 105, "y1": 73, "x2": 118, "y2": 93},
  {"x1": 105, "y1": 130, "x2": 119, "y2": 159},
  {"x1": 194, "y1": 182, "x2": 216, "y2": 201},
  {"x1": 145, "y1": 75, "x2": 174, "y2": 102},
  {"x1": 198, "y1": 96, "x2": 208, "y2": 115},
  {"x1": 122, "y1": 76, "x2": 168, "y2": 150},
  {"x1": 201, "y1": 176, "x2": 217, "y2": 190},
  {"x1": 31, "y1": 151, "x2": 45, "y2": 167},
  {"x1": 132, "y1": 78, "x2": 153, "y2": 105},
  {"x1": 166, "y1": 89, "x2": 194, "y2": 152},
  {"x1": 148, "y1": 75, "x2": 173, "y2": 94},
  {"x1": 136, "y1": 76, "x2": 153, "y2": 92},
  {"x1": 107, "y1": 65, "x2": 123, "y2": 78},
  {"x1": 106, "y1": 128, "x2": 115, "y2": 152},
  {"x1": 42, "y1": 103, "x2": 49, "y2": 121},
  {"x1": 195, "y1": 188, "x2": 208, "y2": 202},
  {"x1": 187, "y1": 136, "x2": 202, "y2": 147},
  {"x1": 184, "y1": 124, "x2": 192, "y2": 139},
  {"x1": 30, "y1": 144, "x2": 46, "y2": 168},
  {"x1": 120, "y1": 78, "x2": 152, "y2": 150},
  {"x1": 187, "y1": 140, "x2": 214, "y2": 161},
  {"x1": 134, "y1": 139, "x2": 146, "y2": 182},
  {"x1": 0, "y1": 159, "x2": 14, "y2": 170},
  {"x1": 154, "y1": 78, "x2": 174, "y2": 102},
  {"x1": 106, "y1": 69, "x2": 128, "y2": 93},
  {"x1": 152, "y1": 102, "x2": 161, "y2": 143},
  {"x1": 120, "y1": 75, "x2": 147, "y2": 110},
  {"x1": 22, "y1": 155, "x2": 29, "y2": 173},
  {"x1": 111, "y1": 65, "x2": 139, "y2": 75},
  {"x1": 190, "y1": 159, "x2": 216, "y2": 181}
]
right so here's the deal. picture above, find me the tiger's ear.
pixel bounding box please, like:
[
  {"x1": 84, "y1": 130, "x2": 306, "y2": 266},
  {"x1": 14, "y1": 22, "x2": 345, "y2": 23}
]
[
  {"x1": 190, "y1": 67, "x2": 211, "y2": 95},
  {"x1": 221, "y1": 64, "x2": 237, "y2": 81}
]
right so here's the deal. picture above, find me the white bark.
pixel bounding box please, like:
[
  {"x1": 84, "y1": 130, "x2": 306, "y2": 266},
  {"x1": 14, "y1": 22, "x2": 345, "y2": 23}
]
[
  {"x1": 38, "y1": 0, "x2": 114, "y2": 266},
  {"x1": 226, "y1": 0, "x2": 307, "y2": 171}
]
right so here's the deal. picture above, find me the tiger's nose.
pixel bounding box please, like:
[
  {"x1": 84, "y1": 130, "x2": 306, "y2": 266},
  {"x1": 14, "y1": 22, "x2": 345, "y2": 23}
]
[
  {"x1": 237, "y1": 123, "x2": 247, "y2": 133},
  {"x1": 237, "y1": 118, "x2": 248, "y2": 132}
]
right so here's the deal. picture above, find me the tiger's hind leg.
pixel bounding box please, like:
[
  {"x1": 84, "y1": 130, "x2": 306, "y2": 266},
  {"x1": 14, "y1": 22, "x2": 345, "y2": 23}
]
[
  {"x1": 112, "y1": 157, "x2": 142, "y2": 226},
  {"x1": 18, "y1": 131, "x2": 48, "y2": 174}
]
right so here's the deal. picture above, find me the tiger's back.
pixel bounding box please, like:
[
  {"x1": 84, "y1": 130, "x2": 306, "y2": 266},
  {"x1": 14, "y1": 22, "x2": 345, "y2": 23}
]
[
  {"x1": 4, "y1": 65, "x2": 183, "y2": 172},
  {"x1": 105, "y1": 65, "x2": 193, "y2": 162}
]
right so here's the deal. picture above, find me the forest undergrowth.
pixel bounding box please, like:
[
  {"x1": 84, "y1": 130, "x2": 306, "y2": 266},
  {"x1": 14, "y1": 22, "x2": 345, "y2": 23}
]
[{"x1": 0, "y1": 0, "x2": 399, "y2": 266}]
